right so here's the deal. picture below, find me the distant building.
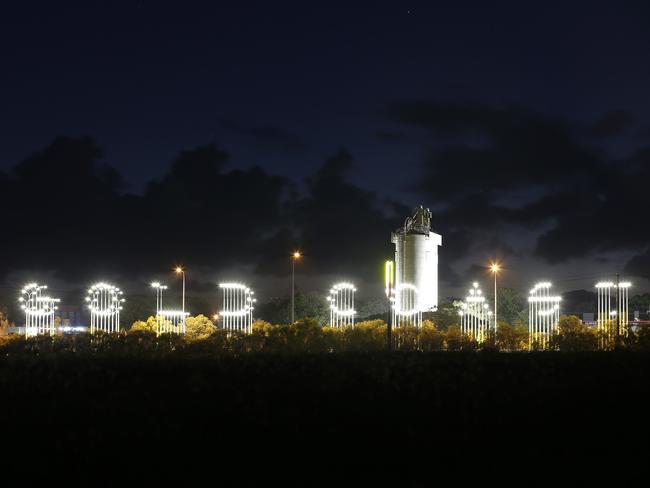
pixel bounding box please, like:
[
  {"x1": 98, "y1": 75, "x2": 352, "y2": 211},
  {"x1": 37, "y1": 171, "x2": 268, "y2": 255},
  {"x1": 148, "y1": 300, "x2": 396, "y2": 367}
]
[{"x1": 57, "y1": 306, "x2": 83, "y2": 328}]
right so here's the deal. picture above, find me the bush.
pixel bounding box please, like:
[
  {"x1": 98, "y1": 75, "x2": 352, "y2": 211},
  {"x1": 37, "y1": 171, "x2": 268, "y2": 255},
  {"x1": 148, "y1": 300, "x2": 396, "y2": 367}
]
[
  {"x1": 418, "y1": 320, "x2": 444, "y2": 352},
  {"x1": 496, "y1": 323, "x2": 528, "y2": 351},
  {"x1": 549, "y1": 315, "x2": 599, "y2": 351},
  {"x1": 185, "y1": 314, "x2": 216, "y2": 342}
]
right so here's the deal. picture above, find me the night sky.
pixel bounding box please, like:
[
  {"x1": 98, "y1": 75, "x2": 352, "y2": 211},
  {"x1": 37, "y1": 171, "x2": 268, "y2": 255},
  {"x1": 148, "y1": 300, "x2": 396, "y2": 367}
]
[{"x1": 2, "y1": 1, "x2": 650, "y2": 308}]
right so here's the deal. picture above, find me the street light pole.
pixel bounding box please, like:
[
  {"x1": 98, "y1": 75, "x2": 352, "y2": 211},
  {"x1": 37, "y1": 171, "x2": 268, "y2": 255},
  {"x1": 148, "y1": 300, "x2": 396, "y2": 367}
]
[
  {"x1": 291, "y1": 252, "x2": 301, "y2": 324},
  {"x1": 490, "y1": 263, "x2": 500, "y2": 337},
  {"x1": 175, "y1": 267, "x2": 185, "y2": 314}
]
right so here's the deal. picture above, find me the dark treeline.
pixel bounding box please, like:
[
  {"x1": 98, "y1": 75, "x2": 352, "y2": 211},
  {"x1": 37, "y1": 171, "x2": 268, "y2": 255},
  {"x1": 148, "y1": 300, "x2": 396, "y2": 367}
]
[{"x1": 3, "y1": 316, "x2": 650, "y2": 355}]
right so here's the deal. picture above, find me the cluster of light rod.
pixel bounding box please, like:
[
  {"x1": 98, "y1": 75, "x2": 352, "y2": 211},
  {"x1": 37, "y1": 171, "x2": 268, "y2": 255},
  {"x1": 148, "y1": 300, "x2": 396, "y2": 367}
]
[
  {"x1": 156, "y1": 310, "x2": 189, "y2": 334},
  {"x1": 528, "y1": 282, "x2": 561, "y2": 349},
  {"x1": 151, "y1": 281, "x2": 168, "y2": 315},
  {"x1": 19, "y1": 283, "x2": 60, "y2": 337},
  {"x1": 596, "y1": 281, "x2": 631, "y2": 344},
  {"x1": 328, "y1": 282, "x2": 357, "y2": 328},
  {"x1": 391, "y1": 283, "x2": 422, "y2": 328},
  {"x1": 151, "y1": 281, "x2": 186, "y2": 334},
  {"x1": 459, "y1": 282, "x2": 492, "y2": 343},
  {"x1": 85, "y1": 282, "x2": 125, "y2": 334},
  {"x1": 219, "y1": 283, "x2": 255, "y2": 334},
  {"x1": 151, "y1": 281, "x2": 167, "y2": 315}
]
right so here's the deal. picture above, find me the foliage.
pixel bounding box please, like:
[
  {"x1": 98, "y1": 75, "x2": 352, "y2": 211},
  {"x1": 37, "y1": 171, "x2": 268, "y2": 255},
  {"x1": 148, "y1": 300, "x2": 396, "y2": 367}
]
[
  {"x1": 431, "y1": 300, "x2": 461, "y2": 330},
  {"x1": 496, "y1": 322, "x2": 528, "y2": 351},
  {"x1": 255, "y1": 292, "x2": 329, "y2": 325},
  {"x1": 419, "y1": 320, "x2": 444, "y2": 351},
  {"x1": 185, "y1": 314, "x2": 216, "y2": 342},
  {"x1": 497, "y1": 287, "x2": 528, "y2": 325},
  {"x1": 549, "y1": 315, "x2": 599, "y2": 351},
  {"x1": 6, "y1": 312, "x2": 650, "y2": 355},
  {"x1": 0, "y1": 310, "x2": 12, "y2": 336},
  {"x1": 130, "y1": 316, "x2": 173, "y2": 334},
  {"x1": 342, "y1": 320, "x2": 386, "y2": 352}
]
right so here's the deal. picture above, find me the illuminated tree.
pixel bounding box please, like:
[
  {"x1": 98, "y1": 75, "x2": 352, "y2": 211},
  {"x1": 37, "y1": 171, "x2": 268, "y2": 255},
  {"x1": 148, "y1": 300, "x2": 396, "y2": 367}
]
[{"x1": 185, "y1": 314, "x2": 216, "y2": 342}]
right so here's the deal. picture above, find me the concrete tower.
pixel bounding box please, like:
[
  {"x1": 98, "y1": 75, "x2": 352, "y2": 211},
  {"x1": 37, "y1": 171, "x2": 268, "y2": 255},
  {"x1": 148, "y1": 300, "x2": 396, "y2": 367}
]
[{"x1": 391, "y1": 206, "x2": 442, "y2": 312}]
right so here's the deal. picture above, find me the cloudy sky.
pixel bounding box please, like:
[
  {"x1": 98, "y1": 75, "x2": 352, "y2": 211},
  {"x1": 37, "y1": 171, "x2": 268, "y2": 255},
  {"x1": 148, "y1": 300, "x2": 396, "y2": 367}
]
[{"x1": 1, "y1": 1, "x2": 650, "y2": 308}]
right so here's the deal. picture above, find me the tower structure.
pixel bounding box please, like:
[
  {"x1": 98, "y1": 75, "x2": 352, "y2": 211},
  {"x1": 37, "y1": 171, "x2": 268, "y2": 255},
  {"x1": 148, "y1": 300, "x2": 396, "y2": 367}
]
[{"x1": 391, "y1": 206, "x2": 442, "y2": 313}]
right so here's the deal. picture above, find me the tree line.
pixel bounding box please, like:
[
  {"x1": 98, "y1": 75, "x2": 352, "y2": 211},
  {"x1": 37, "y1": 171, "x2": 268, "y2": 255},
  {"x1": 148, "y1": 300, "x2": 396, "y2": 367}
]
[{"x1": 2, "y1": 313, "x2": 650, "y2": 355}]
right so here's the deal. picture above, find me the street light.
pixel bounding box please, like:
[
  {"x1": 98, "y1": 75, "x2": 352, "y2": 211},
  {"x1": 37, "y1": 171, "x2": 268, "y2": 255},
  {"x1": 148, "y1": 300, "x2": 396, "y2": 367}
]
[
  {"x1": 151, "y1": 282, "x2": 168, "y2": 316},
  {"x1": 291, "y1": 251, "x2": 301, "y2": 324},
  {"x1": 175, "y1": 266, "x2": 185, "y2": 314},
  {"x1": 490, "y1": 262, "x2": 500, "y2": 335}
]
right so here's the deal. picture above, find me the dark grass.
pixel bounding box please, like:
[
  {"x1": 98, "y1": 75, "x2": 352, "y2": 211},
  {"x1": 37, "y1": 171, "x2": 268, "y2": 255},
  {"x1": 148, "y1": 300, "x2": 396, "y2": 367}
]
[{"x1": 1, "y1": 352, "x2": 649, "y2": 486}]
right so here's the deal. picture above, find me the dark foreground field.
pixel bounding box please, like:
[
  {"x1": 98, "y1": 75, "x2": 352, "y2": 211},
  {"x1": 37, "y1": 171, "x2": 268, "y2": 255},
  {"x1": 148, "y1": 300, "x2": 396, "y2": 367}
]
[{"x1": 1, "y1": 352, "x2": 649, "y2": 486}]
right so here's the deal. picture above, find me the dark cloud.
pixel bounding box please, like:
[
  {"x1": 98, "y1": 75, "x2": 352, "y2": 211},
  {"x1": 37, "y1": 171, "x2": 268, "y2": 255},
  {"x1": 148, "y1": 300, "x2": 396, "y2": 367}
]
[
  {"x1": 272, "y1": 147, "x2": 404, "y2": 281},
  {"x1": 0, "y1": 138, "x2": 404, "y2": 291},
  {"x1": 388, "y1": 100, "x2": 602, "y2": 198},
  {"x1": 387, "y1": 100, "x2": 650, "y2": 268},
  {"x1": 625, "y1": 249, "x2": 650, "y2": 280},
  {"x1": 375, "y1": 131, "x2": 408, "y2": 142},
  {"x1": 0, "y1": 138, "x2": 290, "y2": 281},
  {"x1": 590, "y1": 110, "x2": 636, "y2": 138},
  {"x1": 222, "y1": 121, "x2": 306, "y2": 152}
]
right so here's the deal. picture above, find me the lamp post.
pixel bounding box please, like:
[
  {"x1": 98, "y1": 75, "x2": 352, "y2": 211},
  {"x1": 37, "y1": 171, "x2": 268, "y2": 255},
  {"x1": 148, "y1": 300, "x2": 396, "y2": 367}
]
[
  {"x1": 175, "y1": 266, "x2": 185, "y2": 314},
  {"x1": 151, "y1": 282, "x2": 167, "y2": 315},
  {"x1": 291, "y1": 251, "x2": 301, "y2": 324},
  {"x1": 490, "y1": 263, "x2": 500, "y2": 335}
]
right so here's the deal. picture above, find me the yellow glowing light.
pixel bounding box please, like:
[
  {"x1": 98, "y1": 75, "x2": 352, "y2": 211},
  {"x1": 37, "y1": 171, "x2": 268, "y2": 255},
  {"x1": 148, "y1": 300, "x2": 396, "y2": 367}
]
[
  {"x1": 490, "y1": 263, "x2": 500, "y2": 273},
  {"x1": 212, "y1": 314, "x2": 219, "y2": 321},
  {"x1": 293, "y1": 251, "x2": 301, "y2": 259},
  {"x1": 385, "y1": 260, "x2": 394, "y2": 296},
  {"x1": 175, "y1": 266, "x2": 183, "y2": 274}
]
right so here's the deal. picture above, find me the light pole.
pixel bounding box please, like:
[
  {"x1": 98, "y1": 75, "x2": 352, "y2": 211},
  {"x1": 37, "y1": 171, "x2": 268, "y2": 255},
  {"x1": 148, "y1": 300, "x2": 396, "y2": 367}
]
[
  {"x1": 291, "y1": 251, "x2": 301, "y2": 324},
  {"x1": 175, "y1": 266, "x2": 185, "y2": 314},
  {"x1": 151, "y1": 282, "x2": 167, "y2": 314},
  {"x1": 490, "y1": 263, "x2": 500, "y2": 336}
]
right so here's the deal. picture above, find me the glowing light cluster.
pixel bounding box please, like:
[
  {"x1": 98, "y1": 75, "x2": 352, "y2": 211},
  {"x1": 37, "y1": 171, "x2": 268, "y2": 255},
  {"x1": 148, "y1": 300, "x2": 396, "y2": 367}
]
[
  {"x1": 391, "y1": 283, "x2": 422, "y2": 328},
  {"x1": 596, "y1": 280, "x2": 631, "y2": 347},
  {"x1": 151, "y1": 282, "x2": 187, "y2": 334},
  {"x1": 85, "y1": 282, "x2": 124, "y2": 334},
  {"x1": 528, "y1": 281, "x2": 561, "y2": 349},
  {"x1": 19, "y1": 283, "x2": 60, "y2": 337},
  {"x1": 459, "y1": 282, "x2": 492, "y2": 343},
  {"x1": 219, "y1": 282, "x2": 255, "y2": 334},
  {"x1": 328, "y1": 282, "x2": 357, "y2": 328},
  {"x1": 156, "y1": 310, "x2": 190, "y2": 334}
]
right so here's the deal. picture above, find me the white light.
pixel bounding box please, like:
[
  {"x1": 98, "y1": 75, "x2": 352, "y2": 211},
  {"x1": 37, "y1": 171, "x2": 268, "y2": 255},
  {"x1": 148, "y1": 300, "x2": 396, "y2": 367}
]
[
  {"x1": 329, "y1": 281, "x2": 357, "y2": 327},
  {"x1": 460, "y1": 282, "x2": 491, "y2": 343},
  {"x1": 219, "y1": 282, "x2": 255, "y2": 334},
  {"x1": 86, "y1": 282, "x2": 124, "y2": 334},
  {"x1": 20, "y1": 282, "x2": 60, "y2": 338}
]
